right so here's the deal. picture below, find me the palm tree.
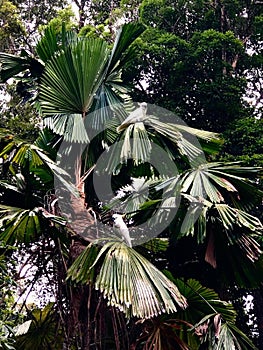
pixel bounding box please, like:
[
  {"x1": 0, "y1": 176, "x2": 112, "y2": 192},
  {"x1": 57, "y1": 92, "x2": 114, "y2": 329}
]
[{"x1": 0, "y1": 22, "x2": 262, "y2": 349}]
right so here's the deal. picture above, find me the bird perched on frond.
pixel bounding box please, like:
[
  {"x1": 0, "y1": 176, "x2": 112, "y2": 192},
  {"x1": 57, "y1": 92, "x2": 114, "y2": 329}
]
[
  {"x1": 117, "y1": 102, "x2": 148, "y2": 132},
  {"x1": 112, "y1": 213, "x2": 132, "y2": 247}
]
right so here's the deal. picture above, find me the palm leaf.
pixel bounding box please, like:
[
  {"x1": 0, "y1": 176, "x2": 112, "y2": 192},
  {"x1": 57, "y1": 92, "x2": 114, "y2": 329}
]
[
  {"x1": 43, "y1": 114, "x2": 89, "y2": 143},
  {"x1": 220, "y1": 322, "x2": 258, "y2": 350},
  {"x1": 161, "y1": 278, "x2": 238, "y2": 349},
  {"x1": 15, "y1": 303, "x2": 63, "y2": 350},
  {"x1": 0, "y1": 206, "x2": 43, "y2": 244},
  {"x1": 173, "y1": 123, "x2": 219, "y2": 142},
  {"x1": 68, "y1": 240, "x2": 188, "y2": 319},
  {"x1": 104, "y1": 123, "x2": 152, "y2": 174},
  {"x1": 190, "y1": 317, "x2": 257, "y2": 350},
  {"x1": 173, "y1": 278, "x2": 236, "y2": 324},
  {"x1": 0, "y1": 52, "x2": 43, "y2": 82},
  {"x1": 215, "y1": 204, "x2": 262, "y2": 232},
  {"x1": 180, "y1": 162, "x2": 263, "y2": 208},
  {"x1": 120, "y1": 122, "x2": 152, "y2": 165},
  {"x1": 39, "y1": 38, "x2": 110, "y2": 116},
  {"x1": 0, "y1": 205, "x2": 66, "y2": 245},
  {"x1": 39, "y1": 23, "x2": 145, "y2": 139},
  {"x1": 0, "y1": 141, "x2": 78, "y2": 197},
  {"x1": 179, "y1": 194, "x2": 206, "y2": 236},
  {"x1": 84, "y1": 23, "x2": 145, "y2": 129},
  {"x1": 146, "y1": 117, "x2": 209, "y2": 165},
  {"x1": 36, "y1": 23, "x2": 77, "y2": 64},
  {"x1": 107, "y1": 177, "x2": 150, "y2": 214},
  {"x1": 35, "y1": 25, "x2": 60, "y2": 63},
  {"x1": 33, "y1": 128, "x2": 60, "y2": 160},
  {"x1": 204, "y1": 162, "x2": 263, "y2": 210},
  {"x1": 106, "y1": 22, "x2": 146, "y2": 74}
]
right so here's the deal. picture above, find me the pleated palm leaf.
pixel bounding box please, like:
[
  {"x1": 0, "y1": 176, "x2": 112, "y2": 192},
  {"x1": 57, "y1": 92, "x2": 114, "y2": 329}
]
[
  {"x1": 134, "y1": 277, "x2": 257, "y2": 350},
  {"x1": 0, "y1": 25, "x2": 80, "y2": 84},
  {"x1": 0, "y1": 205, "x2": 66, "y2": 245},
  {"x1": 180, "y1": 162, "x2": 263, "y2": 210},
  {"x1": 67, "y1": 240, "x2": 188, "y2": 320},
  {"x1": 132, "y1": 277, "x2": 257, "y2": 350},
  {"x1": 0, "y1": 23, "x2": 145, "y2": 146},
  {"x1": 38, "y1": 23, "x2": 145, "y2": 138},
  {"x1": 178, "y1": 163, "x2": 263, "y2": 268},
  {"x1": 144, "y1": 162, "x2": 263, "y2": 287},
  {"x1": 111, "y1": 114, "x2": 220, "y2": 170},
  {"x1": 15, "y1": 303, "x2": 63, "y2": 350},
  {"x1": 0, "y1": 50, "x2": 44, "y2": 83},
  {"x1": 0, "y1": 128, "x2": 73, "y2": 247},
  {"x1": 0, "y1": 137, "x2": 77, "y2": 197}
]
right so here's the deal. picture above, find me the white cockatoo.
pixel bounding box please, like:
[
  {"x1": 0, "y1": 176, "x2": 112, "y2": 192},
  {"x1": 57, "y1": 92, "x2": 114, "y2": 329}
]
[
  {"x1": 117, "y1": 102, "x2": 148, "y2": 132},
  {"x1": 112, "y1": 213, "x2": 132, "y2": 247}
]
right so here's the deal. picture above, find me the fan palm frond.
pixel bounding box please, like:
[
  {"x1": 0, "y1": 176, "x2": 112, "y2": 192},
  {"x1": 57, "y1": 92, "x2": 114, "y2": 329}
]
[
  {"x1": 141, "y1": 277, "x2": 238, "y2": 349},
  {"x1": 36, "y1": 23, "x2": 78, "y2": 64},
  {"x1": 172, "y1": 278, "x2": 251, "y2": 348},
  {"x1": 39, "y1": 23, "x2": 145, "y2": 140},
  {"x1": 0, "y1": 141, "x2": 78, "y2": 197},
  {"x1": 39, "y1": 38, "x2": 110, "y2": 116},
  {"x1": 146, "y1": 117, "x2": 218, "y2": 164},
  {"x1": 15, "y1": 303, "x2": 63, "y2": 350},
  {"x1": 214, "y1": 204, "x2": 262, "y2": 232},
  {"x1": 175, "y1": 278, "x2": 235, "y2": 319},
  {"x1": 191, "y1": 316, "x2": 257, "y2": 350},
  {"x1": 106, "y1": 22, "x2": 145, "y2": 75},
  {"x1": 43, "y1": 114, "x2": 89, "y2": 143},
  {"x1": 0, "y1": 206, "x2": 43, "y2": 244},
  {"x1": 219, "y1": 322, "x2": 258, "y2": 350},
  {"x1": 0, "y1": 52, "x2": 43, "y2": 82},
  {"x1": 0, "y1": 205, "x2": 66, "y2": 245},
  {"x1": 35, "y1": 25, "x2": 60, "y2": 63},
  {"x1": 68, "y1": 240, "x2": 188, "y2": 319},
  {"x1": 120, "y1": 123, "x2": 152, "y2": 165},
  {"x1": 203, "y1": 162, "x2": 263, "y2": 210},
  {"x1": 180, "y1": 162, "x2": 263, "y2": 207}
]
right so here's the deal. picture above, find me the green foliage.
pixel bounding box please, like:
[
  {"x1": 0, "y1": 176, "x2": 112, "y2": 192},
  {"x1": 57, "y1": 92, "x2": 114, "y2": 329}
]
[
  {"x1": 11, "y1": 0, "x2": 68, "y2": 45},
  {"x1": 123, "y1": 0, "x2": 262, "y2": 132},
  {"x1": 15, "y1": 303, "x2": 63, "y2": 350},
  {"x1": 78, "y1": 23, "x2": 112, "y2": 41},
  {"x1": 0, "y1": 243, "x2": 18, "y2": 350},
  {"x1": 0, "y1": 13, "x2": 262, "y2": 349},
  {"x1": 123, "y1": 26, "x2": 248, "y2": 132},
  {"x1": 222, "y1": 117, "x2": 263, "y2": 168},
  {"x1": 40, "y1": 38, "x2": 111, "y2": 115},
  {"x1": 0, "y1": 0, "x2": 25, "y2": 52},
  {"x1": 0, "y1": 85, "x2": 40, "y2": 143},
  {"x1": 68, "y1": 240, "x2": 188, "y2": 319},
  {"x1": 38, "y1": 6, "x2": 78, "y2": 34}
]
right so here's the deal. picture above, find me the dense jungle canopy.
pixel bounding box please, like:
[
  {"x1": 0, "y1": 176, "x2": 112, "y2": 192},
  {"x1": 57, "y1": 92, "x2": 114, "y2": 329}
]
[{"x1": 0, "y1": 1, "x2": 262, "y2": 349}]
